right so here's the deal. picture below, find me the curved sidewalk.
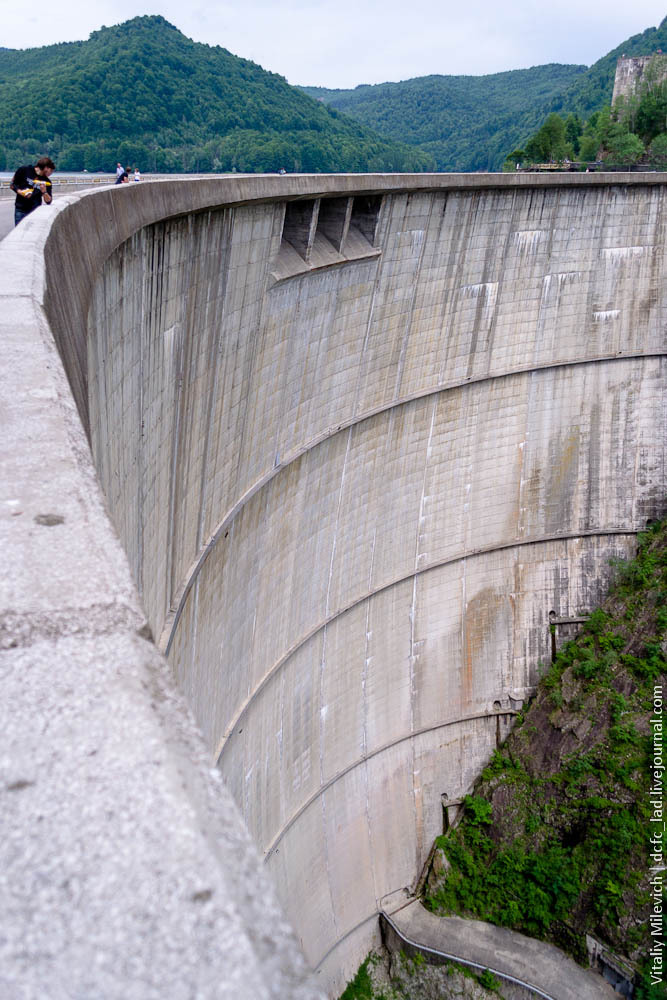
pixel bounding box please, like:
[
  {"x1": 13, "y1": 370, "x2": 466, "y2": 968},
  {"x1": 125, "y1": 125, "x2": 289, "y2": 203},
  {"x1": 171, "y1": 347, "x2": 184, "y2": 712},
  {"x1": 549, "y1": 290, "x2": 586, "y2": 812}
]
[{"x1": 383, "y1": 900, "x2": 617, "y2": 999}]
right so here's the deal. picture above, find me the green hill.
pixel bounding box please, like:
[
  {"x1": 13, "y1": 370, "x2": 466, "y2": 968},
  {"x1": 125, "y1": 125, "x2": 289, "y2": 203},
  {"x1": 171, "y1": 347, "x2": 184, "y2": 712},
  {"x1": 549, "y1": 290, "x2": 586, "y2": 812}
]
[
  {"x1": 302, "y1": 64, "x2": 587, "y2": 171},
  {"x1": 303, "y1": 16, "x2": 667, "y2": 172},
  {"x1": 0, "y1": 16, "x2": 434, "y2": 174}
]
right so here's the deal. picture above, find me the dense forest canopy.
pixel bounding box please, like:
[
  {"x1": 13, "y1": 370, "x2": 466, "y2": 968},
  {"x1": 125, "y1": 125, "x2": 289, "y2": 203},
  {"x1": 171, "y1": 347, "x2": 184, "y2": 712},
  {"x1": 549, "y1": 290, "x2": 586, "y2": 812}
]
[
  {"x1": 0, "y1": 16, "x2": 434, "y2": 174},
  {"x1": 304, "y1": 16, "x2": 667, "y2": 172},
  {"x1": 303, "y1": 64, "x2": 587, "y2": 172}
]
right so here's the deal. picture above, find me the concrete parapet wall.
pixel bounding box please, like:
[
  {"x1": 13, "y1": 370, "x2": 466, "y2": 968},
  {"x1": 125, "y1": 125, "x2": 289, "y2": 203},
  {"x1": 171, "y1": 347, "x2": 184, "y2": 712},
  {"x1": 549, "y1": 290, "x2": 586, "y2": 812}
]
[{"x1": 2, "y1": 173, "x2": 667, "y2": 997}]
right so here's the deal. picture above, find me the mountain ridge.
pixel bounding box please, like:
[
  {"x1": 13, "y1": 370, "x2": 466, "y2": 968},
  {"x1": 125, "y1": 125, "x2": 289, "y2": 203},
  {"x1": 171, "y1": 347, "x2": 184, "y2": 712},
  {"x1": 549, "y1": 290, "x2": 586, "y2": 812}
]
[
  {"x1": 3, "y1": 15, "x2": 667, "y2": 176},
  {"x1": 303, "y1": 17, "x2": 667, "y2": 171},
  {"x1": 302, "y1": 63, "x2": 588, "y2": 170},
  {"x1": 0, "y1": 15, "x2": 433, "y2": 174}
]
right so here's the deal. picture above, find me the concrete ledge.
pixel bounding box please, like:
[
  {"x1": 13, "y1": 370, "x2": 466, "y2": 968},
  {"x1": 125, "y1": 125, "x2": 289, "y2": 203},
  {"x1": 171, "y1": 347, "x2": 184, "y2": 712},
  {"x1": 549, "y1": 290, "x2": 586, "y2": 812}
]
[{"x1": 0, "y1": 189, "x2": 323, "y2": 998}]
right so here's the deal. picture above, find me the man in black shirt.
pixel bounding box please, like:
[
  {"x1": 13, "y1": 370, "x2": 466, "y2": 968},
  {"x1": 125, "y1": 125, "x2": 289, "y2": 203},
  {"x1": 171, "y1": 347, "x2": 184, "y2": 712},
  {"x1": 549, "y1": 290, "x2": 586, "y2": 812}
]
[{"x1": 11, "y1": 156, "x2": 56, "y2": 226}]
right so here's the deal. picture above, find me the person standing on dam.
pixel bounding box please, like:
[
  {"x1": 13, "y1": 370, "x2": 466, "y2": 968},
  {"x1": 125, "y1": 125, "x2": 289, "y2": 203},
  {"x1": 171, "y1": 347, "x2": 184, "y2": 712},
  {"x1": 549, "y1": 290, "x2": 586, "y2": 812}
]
[{"x1": 10, "y1": 157, "x2": 55, "y2": 226}]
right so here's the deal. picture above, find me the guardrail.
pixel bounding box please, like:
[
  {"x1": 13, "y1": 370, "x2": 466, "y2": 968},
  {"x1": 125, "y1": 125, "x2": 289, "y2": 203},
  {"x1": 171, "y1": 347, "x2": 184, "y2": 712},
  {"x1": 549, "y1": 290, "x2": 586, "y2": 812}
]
[
  {"x1": 380, "y1": 911, "x2": 553, "y2": 999},
  {"x1": 0, "y1": 175, "x2": 118, "y2": 200},
  {"x1": 0, "y1": 173, "x2": 225, "y2": 200},
  {"x1": 517, "y1": 161, "x2": 667, "y2": 172}
]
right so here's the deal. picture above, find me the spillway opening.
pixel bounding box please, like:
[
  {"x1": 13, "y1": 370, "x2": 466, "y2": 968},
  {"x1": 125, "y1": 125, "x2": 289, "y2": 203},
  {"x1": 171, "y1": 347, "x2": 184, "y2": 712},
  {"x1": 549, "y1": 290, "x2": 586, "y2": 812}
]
[
  {"x1": 349, "y1": 195, "x2": 381, "y2": 246},
  {"x1": 273, "y1": 195, "x2": 381, "y2": 281},
  {"x1": 282, "y1": 198, "x2": 318, "y2": 259}
]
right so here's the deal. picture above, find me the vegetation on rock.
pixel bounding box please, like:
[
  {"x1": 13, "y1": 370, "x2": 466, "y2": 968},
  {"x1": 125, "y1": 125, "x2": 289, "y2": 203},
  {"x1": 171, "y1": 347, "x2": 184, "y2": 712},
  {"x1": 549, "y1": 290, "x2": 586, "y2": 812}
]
[
  {"x1": 425, "y1": 519, "x2": 667, "y2": 998},
  {"x1": 338, "y1": 950, "x2": 501, "y2": 1000}
]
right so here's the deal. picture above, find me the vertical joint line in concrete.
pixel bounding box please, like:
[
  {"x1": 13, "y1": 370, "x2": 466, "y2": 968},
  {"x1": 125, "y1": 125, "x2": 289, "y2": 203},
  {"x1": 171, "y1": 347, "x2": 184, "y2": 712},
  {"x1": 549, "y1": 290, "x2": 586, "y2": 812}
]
[
  {"x1": 393, "y1": 195, "x2": 434, "y2": 400},
  {"x1": 196, "y1": 209, "x2": 233, "y2": 552}
]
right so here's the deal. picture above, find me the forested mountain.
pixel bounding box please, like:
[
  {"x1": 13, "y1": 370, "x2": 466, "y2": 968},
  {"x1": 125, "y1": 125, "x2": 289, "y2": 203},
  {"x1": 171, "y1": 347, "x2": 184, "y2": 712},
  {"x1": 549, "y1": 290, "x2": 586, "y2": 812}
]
[
  {"x1": 304, "y1": 16, "x2": 667, "y2": 172},
  {"x1": 0, "y1": 16, "x2": 434, "y2": 174},
  {"x1": 303, "y1": 64, "x2": 587, "y2": 171},
  {"x1": 4, "y1": 14, "x2": 666, "y2": 177}
]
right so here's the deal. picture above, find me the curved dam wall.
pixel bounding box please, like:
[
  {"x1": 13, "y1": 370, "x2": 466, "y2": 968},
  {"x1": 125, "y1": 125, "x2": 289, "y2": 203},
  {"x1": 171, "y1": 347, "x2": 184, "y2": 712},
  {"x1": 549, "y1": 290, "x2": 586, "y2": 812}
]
[
  {"x1": 2, "y1": 173, "x2": 666, "y2": 997},
  {"x1": 82, "y1": 174, "x2": 667, "y2": 990}
]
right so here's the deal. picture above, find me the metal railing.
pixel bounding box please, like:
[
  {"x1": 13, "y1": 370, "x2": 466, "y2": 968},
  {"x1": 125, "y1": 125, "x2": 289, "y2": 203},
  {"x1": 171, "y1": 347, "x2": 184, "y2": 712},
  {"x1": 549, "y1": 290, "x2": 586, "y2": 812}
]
[{"x1": 380, "y1": 911, "x2": 556, "y2": 999}]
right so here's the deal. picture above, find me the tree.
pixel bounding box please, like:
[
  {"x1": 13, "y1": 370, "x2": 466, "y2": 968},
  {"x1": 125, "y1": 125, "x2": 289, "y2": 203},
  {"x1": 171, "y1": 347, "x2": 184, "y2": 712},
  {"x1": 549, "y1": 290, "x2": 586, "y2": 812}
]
[
  {"x1": 613, "y1": 93, "x2": 641, "y2": 135},
  {"x1": 590, "y1": 105, "x2": 645, "y2": 164},
  {"x1": 564, "y1": 113, "x2": 583, "y2": 155},
  {"x1": 635, "y1": 85, "x2": 667, "y2": 144},
  {"x1": 603, "y1": 130, "x2": 645, "y2": 166},
  {"x1": 502, "y1": 149, "x2": 525, "y2": 171},
  {"x1": 522, "y1": 113, "x2": 569, "y2": 163},
  {"x1": 579, "y1": 132, "x2": 600, "y2": 161},
  {"x1": 539, "y1": 113, "x2": 569, "y2": 161},
  {"x1": 648, "y1": 132, "x2": 667, "y2": 165},
  {"x1": 58, "y1": 144, "x2": 86, "y2": 170},
  {"x1": 524, "y1": 134, "x2": 546, "y2": 163}
]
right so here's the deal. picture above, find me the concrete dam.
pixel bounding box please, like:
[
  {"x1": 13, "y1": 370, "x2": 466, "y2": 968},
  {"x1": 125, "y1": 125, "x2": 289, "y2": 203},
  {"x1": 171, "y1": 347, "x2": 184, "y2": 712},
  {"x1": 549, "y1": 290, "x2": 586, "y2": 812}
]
[{"x1": 2, "y1": 173, "x2": 666, "y2": 999}]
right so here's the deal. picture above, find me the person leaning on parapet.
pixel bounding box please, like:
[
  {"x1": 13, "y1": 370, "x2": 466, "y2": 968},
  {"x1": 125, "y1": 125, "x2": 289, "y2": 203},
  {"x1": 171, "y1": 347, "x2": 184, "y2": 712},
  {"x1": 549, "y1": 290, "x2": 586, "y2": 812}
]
[
  {"x1": 115, "y1": 169, "x2": 129, "y2": 185},
  {"x1": 10, "y1": 157, "x2": 55, "y2": 226}
]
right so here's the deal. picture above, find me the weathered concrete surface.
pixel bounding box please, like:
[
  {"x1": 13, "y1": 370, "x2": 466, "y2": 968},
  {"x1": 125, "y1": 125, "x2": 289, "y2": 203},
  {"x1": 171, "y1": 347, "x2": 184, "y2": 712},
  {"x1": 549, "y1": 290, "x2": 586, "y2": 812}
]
[
  {"x1": 0, "y1": 199, "x2": 15, "y2": 238},
  {"x1": 0, "y1": 192, "x2": 324, "y2": 1000},
  {"x1": 2, "y1": 173, "x2": 666, "y2": 997},
  {"x1": 612, "y1": 53, "x2": 667, "y2": 104},
  {"x1": 385, "y1": 902, "x2": 616, "y2": 999}
]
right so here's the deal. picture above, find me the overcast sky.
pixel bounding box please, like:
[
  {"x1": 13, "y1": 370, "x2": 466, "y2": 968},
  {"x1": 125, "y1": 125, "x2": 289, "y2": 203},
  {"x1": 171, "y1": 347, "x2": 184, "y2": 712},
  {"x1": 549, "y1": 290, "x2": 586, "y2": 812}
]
[{"x1": 0, "y1": 2, "x2": 664, "y2": 88}]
